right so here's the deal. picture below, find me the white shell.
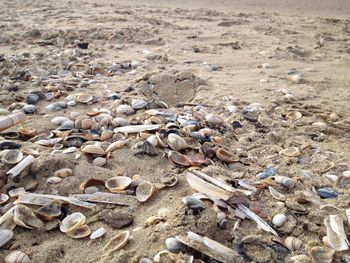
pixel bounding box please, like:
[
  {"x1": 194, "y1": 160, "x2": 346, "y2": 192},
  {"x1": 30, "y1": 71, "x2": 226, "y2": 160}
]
[
  {"x1": 46, "y1": 176, "x2": 62, "y2": 184},
  {"x1": 0, "y1": 229, "x2": 13, "y2": 248},
  {"x1": 0, "y1": 193, "x2": 9, "y2": 204},
  {"x1": 285, "y1": 236, "x2": 303, "y2": 251},
  {"x1": 51, "y1": 117, "x2": 70, "y2": 125},
  {"x1": 105, "y1": 176, "x2": 132, "y2": 192},
  {"x1": 131, "y1": 99, "x2": 147, "y2": 110},
  {"x1": 274, "y1": 176, "x2": 296, "y2": 189},
  {"x1": 117, "y1": 105, "x2": 135, "y2": 115},
  {"x1": 5, "y1": 250, "x2": 31, "y2": 263},
  {"x1": 60, "y1": 212, "x2": 86, "y2": 233},
  {"x1": 90, "y1": 227, "x2": 106, "y2": 240},
  {"x1": 136, "y1": 181, "x2": 155, "y2": 202},
  {"x1": 205, "y1": 114, "x2": 224, "y2": 124},
  {"x1": 2, "y1": 149, "x2": 23, "y2": 164},
  {"x1": 167, "y1": 133, "x2": 187, "y2": 151},
  {"x1": 272, "y1": 214, "x2": 287, "y2": 227},
  {"x1": 324, "y1": 214, "x2": 349, "y2": 251}
]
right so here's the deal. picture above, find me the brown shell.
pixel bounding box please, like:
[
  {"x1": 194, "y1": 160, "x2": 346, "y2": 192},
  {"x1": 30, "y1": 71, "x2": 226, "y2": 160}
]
[
  {"x1": 168, "y1": 151, "x2": 191, "y2": 166},
  {"x1": 216, "y1": 148, "x2": 239, "y2": 163}
]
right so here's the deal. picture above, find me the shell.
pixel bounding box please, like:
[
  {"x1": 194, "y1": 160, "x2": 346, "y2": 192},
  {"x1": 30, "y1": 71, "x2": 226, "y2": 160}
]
[
  {"x1": 112, "y1": 117, "x2": 129, "y2": 127},
  {"x1": 6, "y1": 155, "x2": 35, "y2": 181},
  {"x1": 268, "y1": 186, "x2": 286, "y2": 201},
  {"x1": 93, "y1": 157, "x2": 106, "y2": 167},
  {"x1": 205, "y1": 114, "x2": 224, "y2": 124},
  {"x1": 0, "y1": 229, "x2": 13, "y2": 248},
  {"x1": 76, "y1": 93, "x2": 93, "y2": 103},
  {"x1": 168, "y1": 151, "x2": 191, "y2": 166},
  {"x1": 309, "y1": 246, "x2": 334, "y2": 263},
  {"x1": 14, "y1": 205, "x2": 44, "y2": 229},
  {"x1": 103, "y1": 230, "x2": 130, "y2": 254},
  {"x1": 117, "y1": 104, "x2": 135, "y2": 115},
  {"x1": 114, "y1": 124, "x2": 160, "y2": 134},
  {"x1": 165, "y1": 237, "x2": 186, "y2": 253},
  {"x1": 272, "y1": 214, "x2": 287, "y2": 227},
  {"x1": 136, "y1": 181, "x2": 155, "y2": 202},
  {"x1": 66, "y1": 224, "x2": 91, "y2": 239},
  {"x1": 146, "y1": 135, "x2": 158, "y2": 147},
  {"x1": 46, "y1": 176, "x2": 62, "y2": 184},
  {"x1": 81, "y1": 145, "x2": 105, "y2": 155},
  {"x1": 286, "y1": 111, "x2": 302, "y2": 121},
  {"x1": 216, "y1": 148, "x2": 239, "y2": 163},
  {"x1": 36, "y1": 200, "x2": 62, "y2": 221},
  {"x1": 0, "y1": 193, "x2": 9, "y2": 204},
  {"x1": 54, "y1": 168, "x2": 73, "y2": 178},
  {"x1": 105, "y1": 140, "x2": 128, "y2": 153},
  {"x1": 324, "y1": 214, "x2": 349, "y2": 251},
  {"x1": 274, "y1": 176, "x2": 297, "y2": 189},
  {"x1": 60, "y1": 212, "x2": 86, "y2": 233},
  {"x1": 51, "y1": 117, "x2": 70, "y2": 125},
  {"x1": 0, "y1": 112, "x2": 27, "y2": 133},
  {"x1": 2, "y1": 149, "x2": 23, "y2": 164},
  {"x1": 285, "y1": 236, "x2": 303, "y2": 251},
  {"x1": 317, "y1": 187, "x2": 338, "y2": 199},
  {"x1": 280, "y1": 147, "x2": 300, "y2": 157},
  {"x1": 105, "y1": 176, "x2": 132, "y2": 192},
  {"x1": 258, "y1": 115, "x2": 274, "y2": 127},
  {"x1": 18, "y1": 127, "x2": 36, "y2": 138},
  {"x1": 5, "y1": 250, "x2": 30, "y2": 263},
  {"x1": 167, "y1": 134, "x2": 187, "y2": 151},
  {"x1": 81, "y1": 118, "x2": 95, "y2": 130},
  {"x1": 312, "y1": 122, "x2": 328, "y2": 131},
  {"x1": 131, "y1": 99, "x2": 147, "y2": 110},
  {"x1": 90, "y1": 227, "x2": 106, "y2": 240}
]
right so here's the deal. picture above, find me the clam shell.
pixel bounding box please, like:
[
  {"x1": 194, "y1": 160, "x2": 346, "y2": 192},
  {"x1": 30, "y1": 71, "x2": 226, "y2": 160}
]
[
  {"x1": 5, "y1": 250, "x2": 30, "y2": 263},
  {"x1": 81, "y1": 118, "x2": 95, "y2": 130},
  {"x1": 93, "y1": 157, "x2": 106, "y2": 167},
  {"x1": 168, "y1": 151, "x2": 191, "y2": 166},
  {"x1": 167, "y1": 134, "x2": 187, "y2": 151},
  {"x1": 258, "y1": 115, "x2": 274, "y2": 127},
  {"x1": 146, "y1": 135, "x2": 158, "y2": 147},
  {"x1": 60, "y1": 212, "x2": 86, "y2": 233},
  {"x1": 136, "y1": 181, "x2": 155, "y2": 202},
  {"x1": 76, "y1": 93, "x2": 93, "y2": 103},
  {"x1": 285, "y1": 236, "x2": 303, "y2": 251},
  {"x1": 309, "y1": 246, "x2": 334, "y2": 263},
  {"x1": 2, "y1": 149, "x2": 23, "y2": 164},
  {"x1": 90, "y1": 227, "x2": 106, "y2": 240},
  {"x1": 205, "y1": 114, "x2": 224, "y2": 124},
  {"x1": 131, "y1": 99, "x2": 147, "y2": 110},
  {"x1": 105, "y1": 176, "x2": 132, "y2": 192},
  {"x1": 0, "y1": 193, "x2": 9, "y2": 205},
  {"x1": 105, "y1": 140, "x2": 128, "y2": 153},
  {"x1": 274, "y1": 176, "x2": 296, "y2": 189},
  {"x1": 103, "y1": 230, "x2": 130, "y2": 253},
  {"x1": 280, "y1": 147, "x2": 300, "y2": 157},
  {"x1": 286, "y1": 111, "x2": 302, "y2": 121},
  {"x1": 46, "y1": 176, "x2": 62, "y2": 184},
  {"x1": 268, "y1": 186, "x2": 286, "y2": 201},
  {"x1": 54, "y1": 168, "x2": 73, "y2": 178},
  {"x1": 18, "y1": 127, "x2": 36, "y2": 138},
  {"x1": 117, "y1": 104, "x2": 135, "y2": 115},
  {"x1": 100, "y1": 130, "x2": 114, "y2": 141},
  {"x1": 66, "y1": 224, "x2": 91, "y2": 239},
  {"x1": 81, "y1": 145, "x2": 105, "y2": 155},
  {"x1": 14, "y1": 205, "x2": 44, "y2": 229},
  {"x1": 216, "y1": 148, "x2": 239, "y2": 163},
  {"x1": 36, "y1": 200, "x2": 62, "y2": 221},
  {"x1": 112, "y1": 117, "x2": 129, "y2": 127},
  {"x1": 0, "y1": 229, "x2": 13, "y2": 248}
]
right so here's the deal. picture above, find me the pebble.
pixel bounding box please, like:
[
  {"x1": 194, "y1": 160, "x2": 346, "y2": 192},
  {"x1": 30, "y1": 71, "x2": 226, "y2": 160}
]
[
  {"x1": 22, "y1": 104, "x2": 36, "y2": 114},
  {"x1": 165, "y1": 237, "x2": 186, "y2": 253},
  {"x1": 317, "y1": 187, "x2": 338, "y2": 199},
  {"x1": 26, "y1": 94, "x2": 40, "y2": 104},
  {"x1": 93, "y1": 157, "x2": 106, "y2": 167},
  {"x1": 182, "y1": 196, "x2": 206, "y2": 211},
  {"x1": 102, "y1": 212, "x2": 134, "y2": 229},
  {"x1": 272, "y1": 214, "x2": 287, "y2": 227}
]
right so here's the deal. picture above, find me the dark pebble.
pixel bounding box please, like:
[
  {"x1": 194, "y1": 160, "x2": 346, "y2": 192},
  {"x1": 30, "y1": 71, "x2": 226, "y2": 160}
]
[
  {"x1": 102, "y1": 212, "x2": 134, "y2": 229},
  {"x1": 77, "y1": 42, "x2": 89, "y2": 49},
  {"x1": 26, "y1": 94, "x2": 40, "y2": 104},
  {"x1": 317, "y1": 187, "x2": 338, "y2": 199}
]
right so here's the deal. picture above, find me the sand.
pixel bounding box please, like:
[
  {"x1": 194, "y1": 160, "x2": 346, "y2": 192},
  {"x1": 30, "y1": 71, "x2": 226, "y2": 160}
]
[{"x1": 1, "y1": 0, "x2": 350, "y2": 262}]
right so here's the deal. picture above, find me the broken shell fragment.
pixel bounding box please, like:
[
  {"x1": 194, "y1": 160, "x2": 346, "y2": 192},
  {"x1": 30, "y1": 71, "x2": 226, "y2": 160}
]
[
  {"x1": 216, "y1": 148, "x2": 239, "y2": 163},
  {"x1": 269, "y1": 186, "x2": 286, "y2": 201},
  {"x1": 90, "y1": 227, "x2": 106, "y2": 240},
  {"x1": 60, "y1": 212, "x2": 86, "y2": 233},
  {"x1": 105, "y1": 176, "x2": 132, "y2": 192},
  {"x1": 136, "y1": 181, "x2": 155, "y2": 202},
  {"x1": 324, "y1": 214, "x2": 349, "y2": 251},
  {"x1": 36, "y1": 200, "x2": 62, "y2": 221},
  {"x1": 0, "y1": 193, "x2": 9, "y2": 205},
  {"x1": 18, "y1": 127, "x2": 36, "y2": 138},
  {"x1": 2, "y1": 149, "x2": 23, "y2": 164},
  {"x1": 66, "y1": 224, "x2": 91, "y2": 239},
  {"x1": 5, "y1": 250, "x2": 31, "y2": 263},
  {"x1": 14, "y1": 205, "x2": 44, "y2": 229},
  {"x1": 285, "y1": 236, "x2": 303, "y2": 251},
  {"x1": 309, "y1": 246, "x2": 334, "y2": 263}
]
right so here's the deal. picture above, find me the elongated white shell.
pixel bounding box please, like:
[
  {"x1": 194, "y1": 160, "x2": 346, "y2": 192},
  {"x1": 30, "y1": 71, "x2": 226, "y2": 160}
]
[
  {"x1": 90, "y1": 227, "x2": 106, "y2": 240},
  {"x1": 113, "y1": 124, "x2": 160, "y2": 134},
  {"x1": 105, "y1": 140, "x2": 128, "y2": 153},
  {"x1": 0, "y1": 229, "x2": 13, "y2": 248}
]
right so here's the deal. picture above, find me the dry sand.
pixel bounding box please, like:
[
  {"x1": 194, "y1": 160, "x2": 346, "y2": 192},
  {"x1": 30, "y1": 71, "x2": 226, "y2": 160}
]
[{"x1": 1, "y1": 0, "x2": 350, "y2": 262}]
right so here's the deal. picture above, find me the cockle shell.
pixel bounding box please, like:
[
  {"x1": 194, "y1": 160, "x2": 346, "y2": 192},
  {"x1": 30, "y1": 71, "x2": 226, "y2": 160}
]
[
  {"x1": 66, "y1": 224, "x2": 91, "y2": 239},
  {"x1": 136, "y1": 181, "x2": 155, "y2": 202},
  {"x1": 167, "y1": 133, "x2": 187, "y2": 151},
  {"x1": 216, "y1": 148, "x2": 239, "y2": 163},
  {"x1": 105, "y1": 176, "x2": 132, "y2": 192},
  {"x1": 60, "y1": 212, "x2": 86, "y2": 233},
  {"x1": 5, "y1": 250, "x2": 30, "y2": 263},
  {"x1": 285, "y1": 236, "x2": 303, "y2": 251}
]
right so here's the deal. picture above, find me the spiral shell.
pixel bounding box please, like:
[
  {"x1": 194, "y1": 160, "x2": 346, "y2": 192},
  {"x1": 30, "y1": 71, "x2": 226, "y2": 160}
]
[
  {"x1": 5, "y1": 250, "x2": 30, "y2": 263},
  {"x1": 285, "y1": 236, "x2": 303, "y2": 251}
]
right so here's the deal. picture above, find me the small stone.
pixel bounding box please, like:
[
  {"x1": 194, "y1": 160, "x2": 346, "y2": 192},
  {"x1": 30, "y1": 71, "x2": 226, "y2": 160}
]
[
  {"x1": 84, "y1": 186, "x2": 99, "y2": 194},
  {"x1": 182, "y1": 196, "x2": 206, "y2": 211},
  {"x1": 26, "y1": 94, "x2": 40, "y2": 104},
  {"x1": 93, "y1": 157, "x2": 106, "y2": 167},
  {"x1": 218, "y1": 218, "x2": 229, "y2": 229},
  {"x1": 165, "y1": 237, "x2": 185, "y2": 253},
  {"x1": 272, "y1": 214, "x2": 287, "y2": 227},
  {"x1": 101, "y1": 212, "x2": 134, "y2": 229},
  {"x1": 23, "y1": 104, "x2": 36, "y2": 114}
]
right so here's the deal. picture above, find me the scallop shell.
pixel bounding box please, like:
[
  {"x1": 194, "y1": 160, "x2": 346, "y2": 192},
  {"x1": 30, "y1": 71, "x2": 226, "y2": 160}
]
[
  {"x1": 60, "y1": 212, "x2": 86, "y2": 233},
  {"x1": 216, "y1": 148, "x2": 239, "y2": 163},
  {"x1": 0, "y1": 193, "x2": 9, "y2": 205},
  {"x1": 285, "y1": 236, "x2": 303, "y2": 251},
  {"x1": 81, "y1": 145, "x2": 105, "y2": 155},
  {"x1": 136, "y1": 181, "x2": 155, "y2": 202},
  {"x1": 268, "y1": 186, "x2": 286, "y2": 201},
  {"x1": 5, "y1": 250, "x2": 30, "y2": 263},
  {"x1": 0, "y1": 229, "x2": 13, "y2": 248},
  {"x1": 66, "y1": 224, "x2": 91, "y2": 239},
  {"x1": 168, "y1": 151, "x2": 191, "y2": 166},
  {"x1": 117, "y1": 104, "x2": 135, "y2": 115},
  {"x1": 90, "y1": 227, "x2": 106, "y2": 240},
  {"x1": 309, "y1": 246, "x2": 334, "y2": 263},
  {"x1": 105, "y1": 176, "x2": 132, "y2": 192},
  {"x1": 36, "y1": 200, "x2": 62, "y2": 221},
  {"x1": 54, "y1": 168, "x2": 73, "y2": 178},
  {"x1": 167, "y1": 133, "x2": 187, "y2": 151},
  {"x1": 14, "y1": 205, "x2": 44, "y2": 229},
  {"x1": 103, "y1": 230, "x2": 130, "y2": 254},
  {"x1": 2, "y1": 149, "x2": 23, "y2": 164},
  {"x1": 274, "y1": 176, "x2": 296, "y2": 189},
  {"x1": 205, "y1": 114, "x2": 224, "y2": 124},
  {"x1": 76, "y1": 93, "x2": 93, "y2": 103}
]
